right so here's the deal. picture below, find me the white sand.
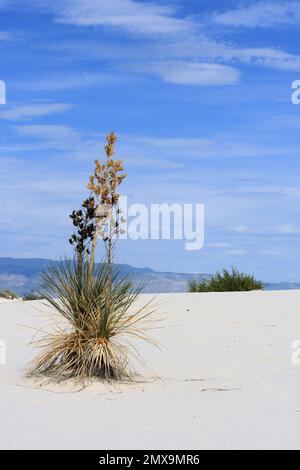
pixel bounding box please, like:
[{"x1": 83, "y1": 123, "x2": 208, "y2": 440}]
[{"x1": 1, "y1": 291, "x2": 300, "y2": 450}]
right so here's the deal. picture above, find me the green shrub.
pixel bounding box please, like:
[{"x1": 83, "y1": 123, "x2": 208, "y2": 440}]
[
  {"x1": 0, "y1": 290, "x2": 18, "y2": 300},
  {"x1": 188, "y1": 267, "x2": 264, "y2": 292},
  {"x1": 23, "y1": 293, "x2": 44, "y2": 301}
]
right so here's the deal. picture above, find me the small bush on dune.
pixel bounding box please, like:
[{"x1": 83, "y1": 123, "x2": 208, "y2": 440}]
[
  {"x1": 23, "y1": 293, "x2": 44, "y2": 301},
  {"x1": 188, "y1": 267, "x2": 264, "y2": 292},
  {"x1": 0, "y1": 290, "x2": 18, "y2": 300},
  {"x1": 28, "y1": 133, "x2": 159, "y2": 384}
]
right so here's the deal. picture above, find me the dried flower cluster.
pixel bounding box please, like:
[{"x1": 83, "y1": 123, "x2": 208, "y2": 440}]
[
  {"x1": 69, "y1": 197, "x2": 96, "y2": 258},
  {"x1": 87, "y1": 132, "x2": 126, "y2": 207}
]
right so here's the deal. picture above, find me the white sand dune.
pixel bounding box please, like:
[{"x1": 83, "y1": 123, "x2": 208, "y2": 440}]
[{"x1": 1, "y1": 291, "x2": 300, "y2": 450}]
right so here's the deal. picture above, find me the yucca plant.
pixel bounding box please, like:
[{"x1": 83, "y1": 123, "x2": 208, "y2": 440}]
[
  {"x1": 188, "y1": 267, "x2": 264, "y2": 292},
  {"x1": 27, "y1": 261, "x2": 157, "y2": 383},
  {"x1": 28, "y1": 132, "x2": 159, "y2": 384}
]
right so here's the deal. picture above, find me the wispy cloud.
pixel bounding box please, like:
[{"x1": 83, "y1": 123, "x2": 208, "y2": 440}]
[
  {"x1": 123, "y1": 135, "x2": 300, "y2": 161},
  {"x1": 225, "y1": 249, "x2": 248, "y2": 256},
  {"x1": 213, "y1": 1, "x2": 300, "y2": 28},
  {"x1": 39, "y1": 30, "x2": 300, "y2": 81},
  {"x1": 0, "y1": 0, "x2": 13, "y2": 8},
  {"x1": 220, "y1": 47, "x2": 300, "y2": 72},
  {"x1": 12, "y1": 124, "x2": 102, "y2": 161},
  {"x1": 0, "y1": 103, "x2": 73, "y2": 121},
  {"x1": 229, "y1": 224, "x2": 300, "y2": 236},
  {"x1": 208, "y1": 242, "x2": 232, "y2": 249},
  {"x1": 50, "y1": 0, "x2": 192, "y2": 35},
  {"x1": 15, "y1": 124, "x2": 81, "y2": 142},
  {"x1": 4, "y1": 0, "x2": 300, "y2": 89},
  {"x1": 12, "y1": 72, "x2": 116, "y2": 92},
  {"x1": 276, "y1": 225, "x2": 300, "y2": 235},
  {"x1": 0, "y1": 31, "x2": 10, "y2": 41},
  {"x1": 135, "y1": 61, "x2": 240, "y2": 86},
  {"x1": 44, "y1": 0, "x2": 300, "y2": 73},
  {"x1": 5, "y1": 129, "x2": 300, "y2": 167},
  {"x1": 224, "y1": 186, "x2": 300, "y2": 197}
]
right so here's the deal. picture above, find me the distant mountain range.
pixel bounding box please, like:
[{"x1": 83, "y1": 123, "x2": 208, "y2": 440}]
[
  {"x1": 0, "y1": 257, "x2": 208, "y2": 295},
  {"x1": 0, "y1": 258, "x2": 299, "y2": 295}
]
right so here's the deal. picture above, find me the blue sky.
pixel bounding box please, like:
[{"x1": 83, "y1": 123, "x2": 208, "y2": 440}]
[{"x1": 1, "y1": 0, "x2": 300, "y2": 281}]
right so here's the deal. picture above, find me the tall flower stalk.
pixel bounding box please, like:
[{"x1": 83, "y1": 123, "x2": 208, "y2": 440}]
[{"x1": 87, "y1": 132, "x2": 126, "y2": 281}]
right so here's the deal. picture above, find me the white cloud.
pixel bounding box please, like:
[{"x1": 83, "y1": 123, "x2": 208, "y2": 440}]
[
  {"x1": 125, "y1": 135, "x2": 300, "y2": 160},
  {"x1": 44, "y1": 0, "x2": 192, "y2": 35},
  {"x1": 229, "y1": 225, "x2": 300, "y2": 236},
  {"x1": 140, "y1": 61, "x2": 240, "y2": 86},
  {"x1": 225, "y1": 249, "x2": 248, "y2": 256},
  {"x1": 260, "y1": 249, "x2": 281, "y2": 256},
  {"x1": 214, "y1": 1, "x2": 300, "y2": 28},
  {"x1": 271, "y1": 115, "x2": 300, "y2": 128},
  {"x1": 230, "y1": 226, "x2": 252, "y2": 234},
  {"x1": 13, "y1": 125, "x2": 102, "y2": 160},
  {"x1": 13, "y1": 72, "x2": 115, "y2": 92},
  {"x1": 39, "y1": 0, "x2": 300, "y2": 73},
  {"x1": 0, "y1": 103, "x2": 73, "y2": 121},
  {"x1": 231, "y1": 47, "x2": 300, "y2": 72},
  {"x1": 148, "y1": 36, "x2": 300, "y2": 72},
  {"x1": 3, "y1": 0, "x2": 300, "y2": 88},
  {"x1": 276, "y1": 225, "x2": 300, "y2": 235},
  {"x1": 41, "y1": 34, "x2": 300, "y2": 82},
  {"x1": 230, "y1": 186, "x2": 300, "y2": 197},
  {"x1": 208, "y1": 242, "x2": 232, "y2": 248},
  {"x1": 15, "y1": 125, "x2": 81, "y2": 141},
  {"x1": 5, "y1": 129, "x2": 300, "y2": 165}
]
